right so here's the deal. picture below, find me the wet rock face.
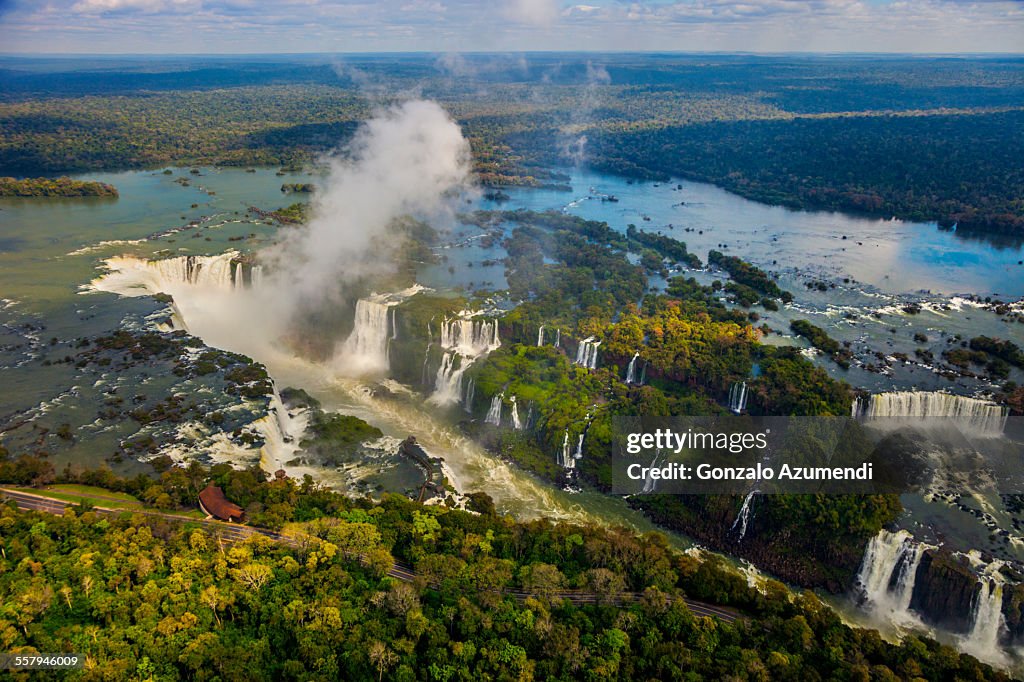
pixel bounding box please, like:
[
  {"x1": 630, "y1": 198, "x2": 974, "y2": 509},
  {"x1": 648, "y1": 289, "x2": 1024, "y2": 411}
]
[
  {"x1": 1005, "y1": 583, "x2": 1024, "y2": 642},
  {"x1": 909, "y1": 550, "x2": 980, "y2": 633}
]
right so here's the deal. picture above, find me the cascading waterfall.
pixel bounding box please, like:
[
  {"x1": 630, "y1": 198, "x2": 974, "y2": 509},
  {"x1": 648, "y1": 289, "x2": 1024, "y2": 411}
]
[
  {"x1": 625, "y1": 352, "x2": 641, "y2": 384},
  {"x1": 485, "y1": 393, "x2": 503, "y2": 426},
  {"x1": 575, "y1": 433, "x2": 585, "y2": 459},
  {"x1": 558, "y1": 429, "x2": 576, "y2": 469},
  {"x1": 340, "y1": 295, "x2": 397, "y2": 374},
  {"x1": 429, "y1": 351, "x2": 465, "y2": 406},
  {"x1": 439, "y1": 317, "x2": 500, "y2": 356},
  {"x1": 95, "y1": 252, "x2": 263, "y2": 294},
  {"x1": 429, "y1": 316, "x2": 501, "y2": 407},
  {"x1": 852, "y1": 391, "x2": 1007, "y2": 437},
  {"x1": 731, "y1": 490, "x2": 757, "y2": 541},
  {"x1": 510, "y1": 396, "x2": 522, "y2": 430},
  {"x1": 963, "y1": 561, "x2": 1007, "y2": 660},
  {"x1": 537, "y1": 325, "x2": 545, "y2": 346},
  {"x1": 462, "y1": 377, "x2": 475, "y2": 413},
  {"x1": 574, "y1": 337, "x2": 601, "y2": 369},
  {"x1": 554, "y1": 329, "x2": 560, "y2": 348},
  {"x1": 729, "y1": 381, "x2": 748, "y2": 414},
  {"x1": 856, "y1": 529, "x2": 928, "y2": 621}
]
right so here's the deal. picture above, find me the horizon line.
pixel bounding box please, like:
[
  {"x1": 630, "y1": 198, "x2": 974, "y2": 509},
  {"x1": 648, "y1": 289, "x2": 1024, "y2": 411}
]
[{"x1": 2, "y1": 50, "x2": 1023, "y2": 59}]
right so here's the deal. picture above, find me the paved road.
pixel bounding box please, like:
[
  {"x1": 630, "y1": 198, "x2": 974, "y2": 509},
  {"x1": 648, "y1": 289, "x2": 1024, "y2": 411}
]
[{"x1": 1, "y1": 487, "x2": 739, "y2": 624}]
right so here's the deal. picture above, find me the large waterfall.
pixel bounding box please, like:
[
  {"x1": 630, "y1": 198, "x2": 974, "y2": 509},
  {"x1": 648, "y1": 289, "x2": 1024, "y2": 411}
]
[
  {"x1": 428, "y1": 316, "x2": 501, "y2": 407},
  {"x1": 852, "y1": 391, "x2": 1008, "y2": 437},
  {"x1": 485, "y1": 393, "x2": 503, "y2": 426},
  {"x1": 428, "y1": 351, "x2": 465, "y2": 406},
  {"x1": 554, "y1": 328, "x2": 560, "y2": 348},
  {"x1": 856, "y1": 529, "x2": 928, "y2": 622},
  {"x1": 575, "y1": 337, "x2": 601, "y2": 369},
  {"x1": 729, "y1": 381, "x2": 748, "y2": 414},
  {"x1": 93, "y1": 252, "x2": 262, "y2": 295},
  {"x1": 340, "y1": 295, "x2": 398, "y2": 375},
  {"x1": 625, "y1": 352, "x2": 641, "y2": 384},
  {"x1": 537, "y1": 325, "x2": 545, "y2": 346},
  {"x1": 439, "y1": 317, "x2": 500, "y2": 356},
  {"x1": 963, "y1": 560, "x2": 1008, "y2": 661}
]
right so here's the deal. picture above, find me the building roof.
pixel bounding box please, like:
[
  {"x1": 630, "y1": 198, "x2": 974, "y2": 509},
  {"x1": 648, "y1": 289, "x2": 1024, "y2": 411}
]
[{"x1": 198, "y1": 483, "x2": 244, "y2": 521}]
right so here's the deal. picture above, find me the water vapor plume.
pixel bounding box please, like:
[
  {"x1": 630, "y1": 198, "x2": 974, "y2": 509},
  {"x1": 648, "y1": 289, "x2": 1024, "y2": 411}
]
[{"x1": 266, "y1": 98, "x2": 472, "y2": 314}]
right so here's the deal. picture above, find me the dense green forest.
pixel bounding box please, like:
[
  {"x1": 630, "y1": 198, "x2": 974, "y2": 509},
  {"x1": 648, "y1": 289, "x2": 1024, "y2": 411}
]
[
  {"x1": 0, "y1": 456, "x2": 1012, "y2": 681},
  {"x1": 1, "y1": 55, "x2": 1022, "y2": 232}
]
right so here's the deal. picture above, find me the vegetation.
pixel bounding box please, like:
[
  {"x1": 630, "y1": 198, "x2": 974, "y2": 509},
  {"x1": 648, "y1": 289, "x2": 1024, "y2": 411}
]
[
  {"x1": 2, "y1": 55, "x2": 1021, "y2": 233},
  {"x1": 0, "y1": 176, "x2": 117, "y2": 197},
  {"x1": 707, "y1": 251, "x2": 791, "y2": 303},
  {"x1": 789, "y1": 320, "x2": 853, "y2": 369},
  {"x1": 0, "y1": 456, "x2": 1010, "y2": 681}
]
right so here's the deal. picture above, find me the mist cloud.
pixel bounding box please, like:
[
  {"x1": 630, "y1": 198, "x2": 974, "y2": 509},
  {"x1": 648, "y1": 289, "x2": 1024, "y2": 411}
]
[{"x1": 265, "y1": 98, "x2": 471, "y2": 314}]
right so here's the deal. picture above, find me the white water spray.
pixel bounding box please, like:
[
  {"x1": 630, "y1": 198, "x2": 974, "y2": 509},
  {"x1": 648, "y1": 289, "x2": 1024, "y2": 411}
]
[{"x1": 485, "y1": 392, "x2": 503, "y2": 426}]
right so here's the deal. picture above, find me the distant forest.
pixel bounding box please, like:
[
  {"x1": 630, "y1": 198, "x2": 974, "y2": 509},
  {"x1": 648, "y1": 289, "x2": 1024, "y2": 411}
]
[{"x1": 1, "y1": 54, "x2": 1022, "y2": 233}]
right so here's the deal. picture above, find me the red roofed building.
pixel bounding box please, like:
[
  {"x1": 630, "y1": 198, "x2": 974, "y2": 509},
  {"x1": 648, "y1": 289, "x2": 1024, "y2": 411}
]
[{"x1": 198, "y1": 483, "x2": 245, "y2": 522}]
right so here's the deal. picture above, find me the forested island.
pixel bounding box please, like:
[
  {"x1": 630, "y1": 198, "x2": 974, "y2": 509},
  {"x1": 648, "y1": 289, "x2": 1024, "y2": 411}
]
[{"x1": 0, "y1": 176, "x2": 117, "y2": 197}]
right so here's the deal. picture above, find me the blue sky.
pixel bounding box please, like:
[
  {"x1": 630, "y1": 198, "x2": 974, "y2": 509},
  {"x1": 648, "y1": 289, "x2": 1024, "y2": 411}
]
[{"x1": 0, "y1": 0, "x2": 1021, "y2": 54}]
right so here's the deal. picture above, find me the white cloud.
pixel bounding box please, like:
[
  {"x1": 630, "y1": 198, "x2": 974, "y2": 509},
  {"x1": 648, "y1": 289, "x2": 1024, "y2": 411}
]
[
  {"x1": 505, "y1": 0, "x2": 559, "y2": 26},
  {"x1": 72, "y1": 0, "x2": 200, "y2": 12}
]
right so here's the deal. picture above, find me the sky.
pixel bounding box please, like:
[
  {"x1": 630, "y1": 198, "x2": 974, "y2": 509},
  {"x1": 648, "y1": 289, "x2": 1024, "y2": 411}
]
[{"x1": 0, "y1": 0, "x2": 1021, "y2": 54}]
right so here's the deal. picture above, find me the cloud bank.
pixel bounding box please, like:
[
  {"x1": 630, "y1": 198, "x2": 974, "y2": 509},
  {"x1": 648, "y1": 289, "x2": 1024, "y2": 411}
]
[{"x1": 1, "y1": 0, "x2": 1021, "y2": 53}]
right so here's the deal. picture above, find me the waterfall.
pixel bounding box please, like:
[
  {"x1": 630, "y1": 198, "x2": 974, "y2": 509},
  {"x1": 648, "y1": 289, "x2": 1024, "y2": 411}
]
[
  {"x1": 439, "y1": 317, "x2": 500, "y2": 356},
  {"x1": 340, "y1": 295, "x2": 397, "y2": 375},
  {"x1": 963, "y1": 562, "x2": 1007, "y2": 660},
  {"x1": 731, "y1": 490, "x2": 757, "y2": 541},
  {"x1": 641, "y1": 454, "x2": 659, "y2": 493},
  {"x1": 429, "y1": 316, "x2": 501, "y2": 406},
  {"x1": 485, "y1": 393, "x2": 503, "y2": 426},
  {"x1": 729, "y1": 381, "x2": 748, "y2": 414},
  {"x1": 554, "y1": 329, "x2": 560, "y2": 348},
  {"x1": 510, "y1": 396, "x2": 522, "y2": 429},
  {"x1": 537, "y1": 325, "x2": 545, "y2": 346},
  {"x1": 93, "y1": 252, "x2": 263, "y2": 294},
  {"x1": 625, "y1": 352, "x2": 641, "y2": 384},
  {"x1": 852, "y1": 391, "x2": 1007, "y2": 437},
  {"x1": 574, "y1": 337, "x2": 601, "y2": 369},
  {"x1": 428, "y1": 351, "x2": 466, "y2": 407},
  {"x1": 856, "y1": 529, "x2": 928, "y2": 621},
  {"x1": 559, "y1": 429, "x2": 576, "y2": 469},
  {"x1": 574, "y1": 433, "x2": 584, "y2": 459},
  {"x1": 463, "y1": 377, "x2": 475, "y2": 413}
]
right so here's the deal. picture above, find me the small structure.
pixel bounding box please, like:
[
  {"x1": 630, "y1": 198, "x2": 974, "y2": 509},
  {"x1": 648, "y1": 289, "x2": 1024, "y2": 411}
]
[{"x1": 198, "y1": 483, "x2": 245, "y2": 522}]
